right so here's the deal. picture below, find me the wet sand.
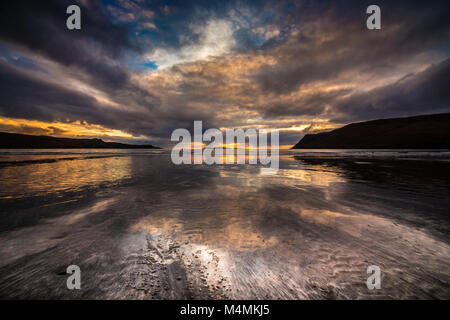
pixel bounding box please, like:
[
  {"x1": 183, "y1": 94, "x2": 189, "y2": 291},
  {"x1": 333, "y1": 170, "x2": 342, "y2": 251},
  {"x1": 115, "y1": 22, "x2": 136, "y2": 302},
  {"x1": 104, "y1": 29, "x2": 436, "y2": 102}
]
[{"x1": 0, "y1": 149, "x2": 449, "y2": 299}]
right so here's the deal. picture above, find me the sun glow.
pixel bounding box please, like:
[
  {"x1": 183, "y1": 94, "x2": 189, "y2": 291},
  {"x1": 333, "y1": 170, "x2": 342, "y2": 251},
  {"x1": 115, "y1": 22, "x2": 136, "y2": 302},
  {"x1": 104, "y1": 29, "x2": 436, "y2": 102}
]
[{"x1": 0, "y1": 117, "x2": 140, "y2": 141}]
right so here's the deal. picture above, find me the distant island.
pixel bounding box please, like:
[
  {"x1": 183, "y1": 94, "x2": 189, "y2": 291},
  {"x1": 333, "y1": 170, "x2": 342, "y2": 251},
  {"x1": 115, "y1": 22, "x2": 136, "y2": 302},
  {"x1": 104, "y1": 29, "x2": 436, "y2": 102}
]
[
  {"x1": 0, "y1": 132, "x2": 160, "y2": 149},
  {"x1": 292, "y1": 113, "x2": 450, "y2": 149}
]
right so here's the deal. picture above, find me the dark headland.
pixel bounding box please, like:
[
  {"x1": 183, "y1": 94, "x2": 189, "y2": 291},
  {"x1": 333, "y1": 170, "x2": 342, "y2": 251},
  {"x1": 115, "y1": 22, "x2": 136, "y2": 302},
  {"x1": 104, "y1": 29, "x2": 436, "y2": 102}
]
[
  {"x1": 0, "y1": 132, "x2": 160, "y2": 149},
  {"x1": 292, "y1": 113, "x2": 450, "y2": 149}
]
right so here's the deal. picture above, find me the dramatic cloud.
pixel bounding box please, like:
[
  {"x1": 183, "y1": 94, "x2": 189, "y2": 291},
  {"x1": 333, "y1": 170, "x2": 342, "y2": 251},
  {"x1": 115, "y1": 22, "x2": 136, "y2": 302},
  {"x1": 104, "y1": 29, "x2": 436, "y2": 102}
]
[
  {"x1": 1, "y1": 0, "x2": 449, "y2": 146},
  {"x1": 333, "y1": 58, "x2": 450, "y2": 122}
]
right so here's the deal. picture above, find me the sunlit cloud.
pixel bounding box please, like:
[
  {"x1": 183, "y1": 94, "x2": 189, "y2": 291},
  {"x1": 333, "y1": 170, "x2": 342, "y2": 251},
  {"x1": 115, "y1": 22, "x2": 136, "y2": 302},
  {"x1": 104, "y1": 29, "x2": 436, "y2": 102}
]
[
  {"x1": 146, "y1": 19, "x2": 237, "y2": 69},
  {"x1": 0, "y1": 117, "x2": 147, "y2": 141}
]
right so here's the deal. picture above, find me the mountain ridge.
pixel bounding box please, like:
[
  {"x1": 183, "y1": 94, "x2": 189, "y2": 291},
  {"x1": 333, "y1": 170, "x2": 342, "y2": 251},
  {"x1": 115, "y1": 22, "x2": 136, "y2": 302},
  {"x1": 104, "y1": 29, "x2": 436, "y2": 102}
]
[
  {"x1": 0, "y1": 132, "x2": 160, "y2": 149},
  {"x1": 292, "y1": 113, "x2": 450, "y2": 149}
]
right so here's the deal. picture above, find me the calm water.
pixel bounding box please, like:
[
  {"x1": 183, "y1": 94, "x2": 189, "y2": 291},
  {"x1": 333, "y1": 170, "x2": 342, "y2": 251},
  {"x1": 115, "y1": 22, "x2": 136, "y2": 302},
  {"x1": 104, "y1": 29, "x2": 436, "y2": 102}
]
[{"x1": 0, "y1": 149, "x2": 449, "y2": 299}]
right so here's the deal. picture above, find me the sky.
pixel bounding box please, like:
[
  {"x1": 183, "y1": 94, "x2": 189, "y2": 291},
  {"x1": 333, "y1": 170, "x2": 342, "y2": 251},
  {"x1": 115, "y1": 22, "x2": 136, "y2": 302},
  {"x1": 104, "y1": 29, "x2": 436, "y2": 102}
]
[{"x1": 0, "y1": 0, "x2": 449, "y2": 147}]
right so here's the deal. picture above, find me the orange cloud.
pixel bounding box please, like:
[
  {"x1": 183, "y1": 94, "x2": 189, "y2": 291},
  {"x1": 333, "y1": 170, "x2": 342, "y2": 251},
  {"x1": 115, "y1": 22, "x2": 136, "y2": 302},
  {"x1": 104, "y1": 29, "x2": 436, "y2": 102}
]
[{"x1": 0, "y1": 117, "x2": 144, "y2": 141}]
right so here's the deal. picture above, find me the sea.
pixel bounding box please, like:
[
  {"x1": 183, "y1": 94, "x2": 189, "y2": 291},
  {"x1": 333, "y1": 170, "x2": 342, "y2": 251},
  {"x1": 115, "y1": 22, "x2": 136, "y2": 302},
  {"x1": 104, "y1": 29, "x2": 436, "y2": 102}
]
[{"x1": 0, "y1": 148, "x2": 449, "y2": 299}]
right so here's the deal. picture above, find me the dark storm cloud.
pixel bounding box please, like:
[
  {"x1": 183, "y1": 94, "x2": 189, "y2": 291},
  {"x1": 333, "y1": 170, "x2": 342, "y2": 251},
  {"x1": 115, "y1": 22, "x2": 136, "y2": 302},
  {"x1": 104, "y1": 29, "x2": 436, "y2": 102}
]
[
  {"x1": 0, "y1": 0, "x2": 161, "y2": 113},
  {"x1": 261, "y1": 88, "x2": 352, "y2": 118},
  {"x1": 253, "y1": 0, "x2": 450, "y2": 95},
  {"x1": 0, "y1": 60, "x2": 157, "y2": 132},
  {"x1": 0, "y1": 0, "x2": 133, "y2": 88},
  {"x1": 332, "y1": 58, "x2": 450, "y2": 122},
  {"x1": 0, "y1": 61, "x2": 100, "y2": 122},
  {"x1": 1, "y1": 1, "x2": 133, "y2": 52}
]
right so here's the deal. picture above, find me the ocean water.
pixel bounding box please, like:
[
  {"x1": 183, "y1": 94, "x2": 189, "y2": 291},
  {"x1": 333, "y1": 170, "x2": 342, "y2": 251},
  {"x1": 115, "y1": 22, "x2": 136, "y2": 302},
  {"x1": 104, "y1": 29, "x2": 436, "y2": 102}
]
[{"x1": 0, "y1": 149, "x2": 449, "y2": 299}]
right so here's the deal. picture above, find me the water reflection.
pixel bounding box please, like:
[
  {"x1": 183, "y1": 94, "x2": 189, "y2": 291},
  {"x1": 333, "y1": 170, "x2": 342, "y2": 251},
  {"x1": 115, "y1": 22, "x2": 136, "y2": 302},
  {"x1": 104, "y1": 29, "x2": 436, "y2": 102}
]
[
  {"x1": 0, "y1": 156, "x2": 131, "y2": 199},
  {"x1": 0, "y1": 150, "x2": 449, "y2": 299}
]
